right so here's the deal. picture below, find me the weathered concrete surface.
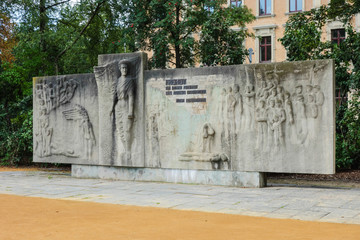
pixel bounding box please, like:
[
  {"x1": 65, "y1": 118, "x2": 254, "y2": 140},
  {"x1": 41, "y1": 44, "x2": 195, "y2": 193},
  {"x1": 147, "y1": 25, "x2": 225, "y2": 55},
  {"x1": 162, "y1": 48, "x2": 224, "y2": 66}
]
[
  {"x1": 94, "y1": 52, "x2": 147, "y2": 167},
  {"x1": 145, "y1": 60, "x2": 335, "y2": 174},
  {"x1": 71, "y1": 165, "x2": 266, "y2": 188},
  {"x1": 33, "y1": 53, "x2": 335, "y2": 186},
  {"x1": 33, "y1": 73, "x2": 99, "y2": 165},
  {"x1": 1, "y1": 170, "x2": 360, "y2": 225}
]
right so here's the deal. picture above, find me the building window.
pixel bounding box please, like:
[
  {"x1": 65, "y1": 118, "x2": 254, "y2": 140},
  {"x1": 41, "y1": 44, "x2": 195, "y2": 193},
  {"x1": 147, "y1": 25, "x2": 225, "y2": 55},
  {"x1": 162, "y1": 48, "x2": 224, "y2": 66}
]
[
  {"x1": 231, "y1": 0, "x2": 242, "y2": 7},
  {"x1": 259, "y1": 0, "x2": 271, "y2": 15},
  {"x1": 260, "y1": 36, "x2": 271, "y2": 62},
  {"x1": 290, "y1": 0, "x2": 302, "y2": 12},
  {"x1": 331, "y1": 29, "x2": 345, "y2": 45}
]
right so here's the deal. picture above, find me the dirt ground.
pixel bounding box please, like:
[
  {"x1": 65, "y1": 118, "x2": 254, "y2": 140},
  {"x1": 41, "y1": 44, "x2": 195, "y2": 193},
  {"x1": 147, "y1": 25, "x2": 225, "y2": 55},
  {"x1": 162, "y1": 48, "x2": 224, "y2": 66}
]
[
  {"x1": 268, "y1": 170, "x2": 360, "y2": 188},
  {"x1": 0, "y1": 194, "x2": 359, "y2": 240},
  {"x1": 1, "y1": 167, "x2": 360, "y2": 239}
]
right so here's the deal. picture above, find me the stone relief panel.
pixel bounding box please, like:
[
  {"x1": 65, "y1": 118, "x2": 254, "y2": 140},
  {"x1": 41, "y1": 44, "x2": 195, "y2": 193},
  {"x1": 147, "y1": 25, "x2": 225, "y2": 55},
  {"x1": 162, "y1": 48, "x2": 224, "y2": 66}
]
[
  {"x1": 34, "y1": 77, "x2": 79, "y2": 158},
  {"x1": 34, "y1": 54, "x2": 333, "y2": 174},
  {"x1": 145, "y1": 60, "x2": 335, "y2": 174},
  {"x1": 33, "y1": 74, "x2": 99, "y2": 164},
  {"x1": 94, "y1": 52, "x2": 146, "y2": 167}
]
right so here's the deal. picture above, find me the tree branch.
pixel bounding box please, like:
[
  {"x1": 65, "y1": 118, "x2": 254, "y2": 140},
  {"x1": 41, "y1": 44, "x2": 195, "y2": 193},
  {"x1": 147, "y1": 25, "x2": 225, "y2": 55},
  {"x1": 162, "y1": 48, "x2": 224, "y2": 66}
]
[
  {"x1": 181, "y1": 26, "x2": 198, "y2": 40},
  {"x1": 55, "y1": 0, "x2": 106, "y2": 73},
  {"x1": 45, "y1": 0, "x2": 71, "y2": 10}
]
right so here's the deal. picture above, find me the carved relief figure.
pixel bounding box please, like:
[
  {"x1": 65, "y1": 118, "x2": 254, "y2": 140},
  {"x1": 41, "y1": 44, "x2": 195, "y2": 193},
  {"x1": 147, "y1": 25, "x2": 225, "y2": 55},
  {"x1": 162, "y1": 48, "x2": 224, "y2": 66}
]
[
  {"x1": 284, "y1": 92, "x2": 294, "y2": 124},
  {"x1": 38, "y1": 109, "x2": 53, "y2": 157},
  {"x1": 219, "y1": 88, "x2": 227, "y2": 148},
  {"x1": 258, "y1": 90, "x2": 269, "y2": 108},
  {"x1": 226, "y1": 86, "x2": 236, "y2": 138},
  {"x1": 111, "y1": 60, "x2": 136, "y2": 160},
  {"x1": 266, "y1": 99, "x2": 276, "y2": 149},
  {"x1": 305, "y1": 85, "x2": 313, "y2": 106},
  {"x1": 256, "y1": 80, "x2": 266, "y2": 99},
  {"x1": 314, "y1": 85, "x2": 324, "y2": 113},
  {"x1": 267, "y1": 88, "x2": 277, "y2": 107},
  {"x1": 293, "y1": 85, "x2": 308, "y2": 143},
  {"x1": 306, "y1": 95, "x2": 318, "y2": 118},
  {"x1": 233, "y1": 84, "x2": 243, "y2": 133},
  {"x1": 272, "y1": 100, "x2": 286, "y2": 148},
  {"x1": 62, "y1": 105, "x2": 96, "y2": 159},
  {"x1": 244, "y1": 83, "x2": 255, "y2": 129},
  {"x1": 276, "y1": 86, "x2": 285, "y2": 103},
  {"x1": 202, "y1": 123, "x2": 215, "y2": 153},
  {"x1": 149, "y1": 113, "x2": 160, "y2": 166},
  {"x1": 255, "y1": 99, "x2": 268, "y2": 149}
]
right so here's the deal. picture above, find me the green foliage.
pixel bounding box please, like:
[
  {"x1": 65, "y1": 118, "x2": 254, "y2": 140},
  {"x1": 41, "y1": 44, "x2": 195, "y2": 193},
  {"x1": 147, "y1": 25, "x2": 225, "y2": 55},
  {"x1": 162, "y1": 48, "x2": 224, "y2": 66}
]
[
  {"x1": 0, "y1": 84, "x2": 33, "y2": 166},
  {"x1": 200, "y1": 5, "x2": 255, "y2": 66},
  {"x1": 336, "y1": 93, "x2": 360, "y2": 169},
  {"x1": 125, "y1": 0, "x2": 255, "y2": 68},
  {"x1": 279, "y1": 2, "x2": 360, "y2": 170},
  {"x1": 0, "y1": 1, "x2": 136, "y2": 165}
]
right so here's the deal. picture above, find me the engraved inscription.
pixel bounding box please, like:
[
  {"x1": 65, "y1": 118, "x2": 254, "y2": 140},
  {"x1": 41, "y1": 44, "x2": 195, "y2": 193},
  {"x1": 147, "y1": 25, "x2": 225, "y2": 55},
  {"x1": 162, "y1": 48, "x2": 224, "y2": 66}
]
[
  {"x1": 187, "y1": 90, "x2": 206, "y2": 94},
  {"x1": 166, "y1": 79, "x2": 186, "y2": 85},
  {"x1": 172, "y1": 86, "x2": 182, "y2": 90},
  {"x1": 164, "y1": 79, "x2": 207, "y2": 103},
  {"x1": 186, "y1": 98, "x2": 206, "y2": 103},
  {"x1": 173, "y1": 91, "x2": 186, "y2": 95},
  {"x1": 184, "y1": 85, "x2": 198, "y2": 89}
]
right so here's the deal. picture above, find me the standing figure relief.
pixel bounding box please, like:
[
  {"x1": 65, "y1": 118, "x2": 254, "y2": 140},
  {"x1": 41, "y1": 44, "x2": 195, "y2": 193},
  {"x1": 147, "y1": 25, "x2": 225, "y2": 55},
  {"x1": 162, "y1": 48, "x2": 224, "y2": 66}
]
[
  {"x1": 292, "y1": 85, "x2": 308, "y2": 143},
  {"x1": 284, "y1": 92, "x2": 294, "y2": 124},
  {"x1": 233, "y1": 84, "x2": 243, "y2": 133},
  {"x1": 226, "y1": 86, "x2": 236, "y2": 137},
  {"x1": 111, "y1": 60, "x2": 136, "y2": 160},
  {"x1": 272, "y1": 100, "x2": 286, "y2": 148},
  {"x1": 255, "y1": 99, "x2": 268, "y2": 149},
  {"x1": 244, "y1": 83, "x2": 255, "y2": 129}
]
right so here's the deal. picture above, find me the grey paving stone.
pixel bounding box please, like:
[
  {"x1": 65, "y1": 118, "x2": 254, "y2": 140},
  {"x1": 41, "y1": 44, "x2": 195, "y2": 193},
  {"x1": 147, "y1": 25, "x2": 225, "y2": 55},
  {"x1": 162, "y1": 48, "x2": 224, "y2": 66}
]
[{"x1": 1, "y1": 171, "x2": 360, "y2": 224}]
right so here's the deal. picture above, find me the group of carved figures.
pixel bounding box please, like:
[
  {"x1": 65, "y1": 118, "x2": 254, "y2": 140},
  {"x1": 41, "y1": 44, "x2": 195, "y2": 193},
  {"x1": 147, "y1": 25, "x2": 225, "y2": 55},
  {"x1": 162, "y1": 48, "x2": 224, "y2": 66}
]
[
  {"x1": 34, "y1": 78, "x2": 95, "y2": 159},
  {"x1": 218, "y1": 80, "x2": 325, "y2": 151}
]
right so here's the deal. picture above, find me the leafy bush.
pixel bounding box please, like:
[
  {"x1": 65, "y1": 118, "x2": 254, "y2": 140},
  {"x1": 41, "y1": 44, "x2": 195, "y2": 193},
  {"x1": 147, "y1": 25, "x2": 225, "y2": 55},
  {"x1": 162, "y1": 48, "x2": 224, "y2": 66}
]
[
  {"x1": 336, "y1": 93, "x2": 360, "y2": 169},
  {"x1": 0, "y1": 96, "x2": 33, "y2": 166}
]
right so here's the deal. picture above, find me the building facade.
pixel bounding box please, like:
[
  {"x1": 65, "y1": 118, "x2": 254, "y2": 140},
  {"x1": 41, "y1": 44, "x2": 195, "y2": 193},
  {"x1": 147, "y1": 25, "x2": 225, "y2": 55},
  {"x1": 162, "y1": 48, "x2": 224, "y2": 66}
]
[{"x1": 229, "y1": 0, "x2": 358, "y2": 64}]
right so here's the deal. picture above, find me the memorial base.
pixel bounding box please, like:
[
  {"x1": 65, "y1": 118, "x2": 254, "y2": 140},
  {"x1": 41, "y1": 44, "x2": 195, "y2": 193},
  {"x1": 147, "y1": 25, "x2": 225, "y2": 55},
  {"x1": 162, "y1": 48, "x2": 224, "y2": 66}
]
[{"x1": 71, "y1": 165, "x2": 267, "y2": 188}]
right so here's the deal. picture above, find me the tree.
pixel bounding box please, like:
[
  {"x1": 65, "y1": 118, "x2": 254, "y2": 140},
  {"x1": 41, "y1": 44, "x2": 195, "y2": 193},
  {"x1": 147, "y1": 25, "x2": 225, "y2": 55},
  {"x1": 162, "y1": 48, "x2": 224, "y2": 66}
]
[
  {"x1": 124, "y1": 0, "x2": 254, "y2": 68},
  {"x1": 200, "y1": 6, "x2": 255, "y2": 66},
  {"x1": 0, "y1": 13, "x2": 16, "y2": 64},
  {"x1": 279, "y1": 1, "x2": 360, "y2": 169},
  {"x1": 0, "y1": 0, "x2": 135, "y2": 165}
]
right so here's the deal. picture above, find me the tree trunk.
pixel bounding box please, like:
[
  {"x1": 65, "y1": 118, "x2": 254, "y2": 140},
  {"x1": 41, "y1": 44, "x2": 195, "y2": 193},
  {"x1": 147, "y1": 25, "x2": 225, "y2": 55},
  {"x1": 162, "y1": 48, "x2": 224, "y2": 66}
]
[
  {"x1": 175, "y1": 6, "x2": 181, "y2": 68},
  {"x1": 39, "y1": 0, "x2": 47, "y2": 52}
]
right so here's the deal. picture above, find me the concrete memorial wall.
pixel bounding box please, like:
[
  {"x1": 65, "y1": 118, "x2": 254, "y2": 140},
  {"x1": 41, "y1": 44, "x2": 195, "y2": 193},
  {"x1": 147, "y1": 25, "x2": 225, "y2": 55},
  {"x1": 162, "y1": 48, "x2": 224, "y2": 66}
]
[{"x1": 33, "y1": 52, "x2": 335, "y2": 187}]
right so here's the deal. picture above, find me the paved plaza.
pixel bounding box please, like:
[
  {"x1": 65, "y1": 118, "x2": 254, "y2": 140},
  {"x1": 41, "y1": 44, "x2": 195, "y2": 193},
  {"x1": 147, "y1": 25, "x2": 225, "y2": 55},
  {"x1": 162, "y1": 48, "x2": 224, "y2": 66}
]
[{"x1": 1, "y1": 170, "x2": 360, "y2": 225}]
